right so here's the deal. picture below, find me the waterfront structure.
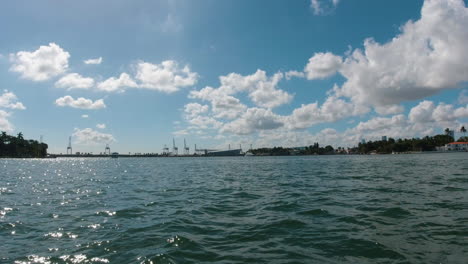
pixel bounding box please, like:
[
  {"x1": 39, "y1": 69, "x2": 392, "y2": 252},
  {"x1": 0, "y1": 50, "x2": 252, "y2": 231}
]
[
  {"x1": 172, "y1": 138, "x2": 178, "y2": 156},
  {"x1": 67, "y1": 136, "x2": 72, "y2": 154},
  {"x1": 444, "y1": 142, "x2": 468, "y2": 151},
  {"x1": 104, "y1": 144, "x2": 111, "y2": 155},
  {"x1": 184, "y1": 139, "x2": 189, "y2": 155},
  {"x1": 205, "y1": 149, "x2": 243, "y2": 156},
  {"x1": 162, "y1": 145, "x2": 169, "y2": 155}
]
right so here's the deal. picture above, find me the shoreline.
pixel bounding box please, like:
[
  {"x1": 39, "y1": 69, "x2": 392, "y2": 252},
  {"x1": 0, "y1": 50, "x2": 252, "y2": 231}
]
[{"x1": 1, "y1": 150, "x2": 466, "y2": 159}]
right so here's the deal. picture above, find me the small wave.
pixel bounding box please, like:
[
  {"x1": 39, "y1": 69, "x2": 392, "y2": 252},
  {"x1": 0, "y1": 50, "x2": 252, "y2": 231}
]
[
  {"x1": 443, "y1": 186, "x2": 465, "y2": 191},
  {"x1": 376, "y1": 207, "x2": 412, "y2": 219},
  {"x1": 264, "y1": 201, "x2": 301, "y2": 212},
  {"x1": 96, "y1": 210, "x2": 116, "y2": 217},
  {"x1": 297, "y1": 208, "x2": 330, "y2": 216},
  {"x1": 14, "y1": 255, "x2": 51, "y2": 264}
]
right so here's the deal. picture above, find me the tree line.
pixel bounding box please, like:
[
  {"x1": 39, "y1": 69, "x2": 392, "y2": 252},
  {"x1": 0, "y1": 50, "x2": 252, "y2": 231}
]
[
  {"x1": 0, "y1": 132, "x2": 48, "y2": 158},
  {"x1": 250, "y1": 131, "x2": 463, "y2": 155}
]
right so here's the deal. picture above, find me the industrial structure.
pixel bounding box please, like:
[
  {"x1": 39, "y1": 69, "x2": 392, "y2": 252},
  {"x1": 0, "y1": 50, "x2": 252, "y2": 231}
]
[
  {"x1": 105, "y1": 144, "x2": 111, "y2": 155},
  {"x1": 162, "y1": 145, "x2": 169, "y2": 155},
  {"x1": 172, "y1": 138, "x2": 178, "y2": 156},
  {"x1": 66, "y1": 136, "x2": 72, "y2": 154},
  {"x1": 184, "y1": 139, "x2": 189, "y2": 155}
]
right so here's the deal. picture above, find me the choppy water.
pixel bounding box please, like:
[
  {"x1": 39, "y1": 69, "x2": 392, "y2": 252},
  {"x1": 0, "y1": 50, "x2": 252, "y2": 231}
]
[{"x1": 1, "y1": 153, "x2": 467, "y2": 263}]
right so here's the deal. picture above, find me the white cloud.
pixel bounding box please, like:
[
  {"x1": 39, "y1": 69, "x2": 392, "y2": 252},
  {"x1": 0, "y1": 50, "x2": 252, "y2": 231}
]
[
  {"x1": 81, "y1": 114, "x2": 89, "y2": 118},
  {"x1": 335, "y1": 0, "x2": 468, "y2": 107},
  {"x1": 374, "y1": 104, "x2": 405, "y2": 116},
  {"x1": 184, "y1": 103, "x2": 209, "y2": 118},
  {"x1": 221, "y1": 108, "x2": 284, "y2": 135},
  {"x1": 172, "y1": 129, "x2": 189, "y2": 136},
  {"x1": 458, "y1": 90, "x2": 468, "y2": 104},
  {"x1": 9, "y1": 43, "x2": 69, "y2": 81},
  {"x1": 97, "y1": 73, "x2": 137, "y2": 92},
  {"x1": 188, "y1": 116, "x2": 222, "y2": 130},
  {"x1": 135, "y1": 60, "x2": 198, "y2": 93},
  {"x1": 84, "y1": 57, "x2": 102, "y2": 65},
  {"x1": 55, "y1": 96, "x2": 106, "y2": 110},
  {"x1": 96, "y1": 123, "x2": 106, "y2": 129},
  {"x1": 304, "y1": 52, "x2": 342, "y2": 80},
  {"x1": 409, "y1": 100, "x2": 435, "y2": 124},
  {"x1": 286, "y1": 95, "x2": 367, "y2": 129},
  {"x1": 407, "y1": 100, "x2": 468, "y2": 130},
  {"x1": 73, "y1": 128, "x2": 115, "y2": 145},
  {"x1": 55, "y1": 73, "x2": 94, "y2": 90},
  {"x1": 190, "y1": 70, "x2": 292, "y2": 117},
  {"x1": 0, "y1": 91, "x2": 26, "y2": 110},
  {"x1": 310, "y1": 0, "x2": 340, "y2": 15},
  {"x1": 0, "y1": 110, "x2": 13, "y2": 132},
  {"x1": 190, "y1": 87, "x2": 247, "y2": 119},
  {"x1": 285, "y1": 70, "x2": 305, "y2": 80}
]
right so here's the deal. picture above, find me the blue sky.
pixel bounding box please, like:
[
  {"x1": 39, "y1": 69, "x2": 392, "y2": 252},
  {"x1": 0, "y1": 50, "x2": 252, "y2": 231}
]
[{"x1": 1, "y1": 0, "x2": 467, "y2": 154}]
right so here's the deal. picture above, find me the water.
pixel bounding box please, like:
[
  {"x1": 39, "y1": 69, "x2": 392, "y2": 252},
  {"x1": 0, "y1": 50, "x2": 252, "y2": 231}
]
[{"x1": 1, "y1": 153, "x2": 467, "y2": 263}]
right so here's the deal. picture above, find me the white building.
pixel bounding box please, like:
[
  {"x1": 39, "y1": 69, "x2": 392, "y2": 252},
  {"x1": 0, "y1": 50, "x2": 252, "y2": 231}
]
[{"x1": 444, "y1": 142, "x2": 468, "y2": 151}]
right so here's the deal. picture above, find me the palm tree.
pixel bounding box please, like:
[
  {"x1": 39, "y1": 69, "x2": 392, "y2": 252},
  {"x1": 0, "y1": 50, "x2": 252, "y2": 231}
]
[{"x1": 461, "y1": 126, "x2": 467, "y2": 141}]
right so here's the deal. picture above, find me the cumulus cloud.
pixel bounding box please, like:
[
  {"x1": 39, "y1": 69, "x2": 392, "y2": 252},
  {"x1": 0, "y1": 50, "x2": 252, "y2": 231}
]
[
  {"x1": 0, "y1": 110, "x2": 13, "y2": 132},
  {"x1": 55, "y1": 96, "x2": 106, "y2": 110},
  {"x1": 190, "y1": 70, "x2": 292, "y2": 120},
  {"x1": 285, "y1": 70, "x2": 305, "y2": 80},
  {"x1": 173, "y1": 129, "x2": 189, "y2": 136},
  {"x1": 458, "y1": 90, "x2": 468, "y2": 104},
  {"x1": 81, "y1": 114, "x2": 89, "y2": 118},
  {"x1": 184, "y1": 103, "x2": 209, "y2": 118},
  {"x1": 286, "y1": 95, "x2": 367, "y2": 129},
  {"x1": 374, "y1": 105, "x2": 405, "y2": 116},
  {"x1": 73, "y1": 128, "x2": 115, "y2": 145},
  {"x1": 55, "y1": 73, "x2": 94, "y2": 90},
  {"x1": 97, "y1": 73, "x2": 137, "y2": 92},
  {"x1": 221, "y1": 108, "x2": 284, "y2": 135},
  {"x1": 190, "y1": 87, "x2": 247, "y2": 119},
  {"x1": 310, "y1": 0, "x2": 340, "y2": 15},
  {"x1": 9, "y1": 43, "x2": 69, "y2": 81},
  {"x1": 96, "y1": 123, "x2": 106, "y2": 129},
  {"x1": 135, "y1": 60, "x2": 198, "y2": 93},
  {"x1": 0, "y1": 91, "x2": 26, "y2": 110},
  {"x1": 188, "y1": 115, "x2": 222, "y2": 130},
  {"x1": 84, "y1": 57, "x2": 102, "y2": 65},
  {"x1": 304, "y1": 52, "x2": 342, "y2": 80},
  {"x1": 335, "y1": 0, "x2": 468, "y2": 107}
]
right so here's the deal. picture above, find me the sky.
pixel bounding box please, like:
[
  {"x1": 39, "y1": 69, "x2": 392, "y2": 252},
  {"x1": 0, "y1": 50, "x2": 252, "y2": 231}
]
[{"x1": 1, "y1": 0, "x2": 468, "y2": 154}]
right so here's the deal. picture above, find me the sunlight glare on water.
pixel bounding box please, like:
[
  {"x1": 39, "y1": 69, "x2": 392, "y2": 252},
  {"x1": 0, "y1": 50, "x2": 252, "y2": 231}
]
[{"x1": 1, "y1": 154, "x2": 467, "y2": 263}]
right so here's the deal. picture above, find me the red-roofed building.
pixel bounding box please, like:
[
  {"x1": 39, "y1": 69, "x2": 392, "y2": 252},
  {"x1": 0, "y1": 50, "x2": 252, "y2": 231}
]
[{"x1": 444, "y1": 142, "x2": 468, "y2": 151}]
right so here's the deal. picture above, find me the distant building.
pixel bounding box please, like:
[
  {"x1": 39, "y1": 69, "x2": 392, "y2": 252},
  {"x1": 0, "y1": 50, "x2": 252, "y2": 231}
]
[
  {"x1": 360, "y1": 139, "x2": 366, "y2": 144},
  {"x1": 444, "y1": 142, "x2": 468, "y2": 151},
  {"x1": 382, "y1": 136, "x2": 387, "y2": 141}
]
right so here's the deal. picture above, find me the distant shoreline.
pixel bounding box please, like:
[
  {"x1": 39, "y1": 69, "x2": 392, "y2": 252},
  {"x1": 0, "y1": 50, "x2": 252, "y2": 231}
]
[{"x1": 1, "y1": 150, "x2": 466, "y2": 159}]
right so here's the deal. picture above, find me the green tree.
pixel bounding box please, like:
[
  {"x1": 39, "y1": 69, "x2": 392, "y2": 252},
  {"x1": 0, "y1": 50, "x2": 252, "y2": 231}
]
[{"x1": 460, "y1": 126, "x2": 467, "y2": 139}]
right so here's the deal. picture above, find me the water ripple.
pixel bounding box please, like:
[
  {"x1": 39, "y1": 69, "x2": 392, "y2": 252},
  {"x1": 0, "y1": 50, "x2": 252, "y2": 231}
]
[{"x1": 1, "y1": 154, "x2": 467, "y2": 263}]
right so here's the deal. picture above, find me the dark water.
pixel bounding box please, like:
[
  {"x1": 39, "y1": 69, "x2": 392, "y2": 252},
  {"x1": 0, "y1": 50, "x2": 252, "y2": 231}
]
[{"x1": 1, "y1": 153, "x2": 467, "y2": 264}]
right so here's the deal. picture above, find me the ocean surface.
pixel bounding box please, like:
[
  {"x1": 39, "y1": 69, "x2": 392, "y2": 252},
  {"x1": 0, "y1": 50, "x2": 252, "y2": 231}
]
[{"x1": 1, "y1": 153, "x2": 467, "y2": 264}]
